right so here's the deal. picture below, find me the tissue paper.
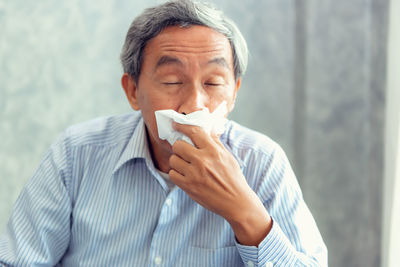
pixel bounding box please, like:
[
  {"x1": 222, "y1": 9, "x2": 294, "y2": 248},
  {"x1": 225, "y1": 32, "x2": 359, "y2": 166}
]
[{"x1": 155, "y1": 101, "x2": 228, "y2": 146}]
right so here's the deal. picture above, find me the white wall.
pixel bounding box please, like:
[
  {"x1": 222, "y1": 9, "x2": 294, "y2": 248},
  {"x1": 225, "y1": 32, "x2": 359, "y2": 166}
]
[{"x1": 383, "y1": 0, "x2": 400, "y2": 266}]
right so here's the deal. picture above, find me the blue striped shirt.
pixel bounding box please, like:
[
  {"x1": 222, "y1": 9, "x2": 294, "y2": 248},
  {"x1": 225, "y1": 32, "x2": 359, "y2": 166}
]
[{"x1": 0, "y1": 112, "x2": 327, "y2": 266}]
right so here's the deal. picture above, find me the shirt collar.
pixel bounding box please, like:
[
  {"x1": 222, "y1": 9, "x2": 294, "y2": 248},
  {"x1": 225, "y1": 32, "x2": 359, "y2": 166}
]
[
  {"x1": 113, "y1": 117, "x2": 152, "y2": 173},
  {"x1": 113, "y1": 117, "x2": 246, "y2": 173}
]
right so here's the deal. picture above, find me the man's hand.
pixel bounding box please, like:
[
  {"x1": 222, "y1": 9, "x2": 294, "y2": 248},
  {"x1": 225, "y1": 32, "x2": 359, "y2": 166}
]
[{"x1": 168, "y1": 123, "x2": 273, "y2": 246}]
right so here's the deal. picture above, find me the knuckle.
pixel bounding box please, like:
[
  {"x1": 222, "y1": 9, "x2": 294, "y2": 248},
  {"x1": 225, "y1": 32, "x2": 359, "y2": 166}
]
[
  {"x1": 168, "y1": 169, "x2": 178, "y2": 182},
  {"x1": 172, "y1": 141, "x2": 182, "y2": 153},
  {"x1": 190, "y1": 126, "x2": 201, "y2": 135},
  {"x1": 189, "y1": 153, "x2": 201, "y2": 165},
  {"x1": 169, "y1": 169, "x2": 180, "y2": 180},
  {"x1": 169, "y1": 154, "x2": 176, "y2": 165}
]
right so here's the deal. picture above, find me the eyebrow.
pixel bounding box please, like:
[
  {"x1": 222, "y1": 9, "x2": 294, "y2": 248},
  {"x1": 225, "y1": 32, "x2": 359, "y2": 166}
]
[
  {"x1": 155, "y1": 56, "x2": 183, "y2": 69},
  {"x1": 207, "y1": 57, "x2": 230, "y2": 69},
  {"x1": 154, "y1": 55, "x2": 230, "y2": 70}
]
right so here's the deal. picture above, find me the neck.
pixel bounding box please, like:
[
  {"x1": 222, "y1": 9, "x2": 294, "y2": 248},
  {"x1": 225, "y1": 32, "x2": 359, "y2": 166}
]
[{"x1": 145, "y1": 127, "x2": 172, "y2": 173}]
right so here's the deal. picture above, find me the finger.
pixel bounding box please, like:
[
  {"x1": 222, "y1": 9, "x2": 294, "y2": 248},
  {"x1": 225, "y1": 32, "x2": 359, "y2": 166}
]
[
  {"x1": 210, "y1": 131, "x2": 223, "y2": 144},
  {"x1": 169, "y1": 154, "x2": 189, "y2": 175},
  {"x1": 168, "y1": 168, "x2": 185, "y2": 185},
  {"x1": 173, "y1": 123, "x2": 211, "y2": 148},
  {"x1": 172, "y1": 140, "x2": 197, "y2": 163}
]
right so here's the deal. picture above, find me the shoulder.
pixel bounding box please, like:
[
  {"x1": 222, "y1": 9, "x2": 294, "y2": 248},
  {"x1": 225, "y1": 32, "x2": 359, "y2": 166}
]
[
  {"x1": 223, "y1": 120, "x2": 297, "y2": 199},
  {"x1": 222, "y1": 120, "x2": 291, "y2": 184},
  {"x1": 62, "y1": 112, "x2": 142, "y2": 148},
  {"x1": 222, "y1": 120, "x2": 283, "y2": 158}
]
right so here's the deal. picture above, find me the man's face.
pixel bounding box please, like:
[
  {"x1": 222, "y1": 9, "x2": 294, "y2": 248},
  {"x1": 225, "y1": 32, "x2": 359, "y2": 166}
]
[{"x1": 122, "y1": 25, "x2": 241, "y2": 158}]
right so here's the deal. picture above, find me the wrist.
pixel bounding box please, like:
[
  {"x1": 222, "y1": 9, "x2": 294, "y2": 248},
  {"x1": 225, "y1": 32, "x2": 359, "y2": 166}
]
[{"x1": 227, "y1": 192, "x2": 272, "y2": 246}]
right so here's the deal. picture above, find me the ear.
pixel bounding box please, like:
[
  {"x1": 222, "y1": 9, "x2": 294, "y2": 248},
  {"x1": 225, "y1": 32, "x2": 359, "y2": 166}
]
[
  {"x1": 228, "y1": 77, "x2": 241, "y2": 112},
  {"x1": 121, "y1": 73, "x2": 140, "y2": 111}
]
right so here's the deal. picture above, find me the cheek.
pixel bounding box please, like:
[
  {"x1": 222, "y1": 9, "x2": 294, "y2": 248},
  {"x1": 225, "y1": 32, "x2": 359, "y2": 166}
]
[
  {"x1": 141, "y1": 86, "x2": 178, "y2": 109},
  {"x1": 219, "y1": 87, "x2": 237, "y2": 112},
  {"x1": 136, "y1": 91, "x2": 161, "y2": 112},
  {"x1": 215, "y1": 86, "x2": 236, "y2": 102},
  {"x1": 151, "y1": 95, "x2": 179, "y2": 111},
  {"x1": 139, "y1": 94, "x2": 174, "y2": 131}
]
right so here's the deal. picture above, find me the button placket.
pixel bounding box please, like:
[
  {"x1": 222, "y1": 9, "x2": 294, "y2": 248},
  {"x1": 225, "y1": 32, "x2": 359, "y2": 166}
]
[{"x1": 154, "y1": 256, "x2": 162, "y2": 265}]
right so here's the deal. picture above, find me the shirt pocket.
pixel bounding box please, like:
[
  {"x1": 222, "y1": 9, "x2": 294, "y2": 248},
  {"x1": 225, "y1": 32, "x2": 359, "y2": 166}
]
[{"x1": 176, "y1": 245, "x2": 244, "y2": 267}]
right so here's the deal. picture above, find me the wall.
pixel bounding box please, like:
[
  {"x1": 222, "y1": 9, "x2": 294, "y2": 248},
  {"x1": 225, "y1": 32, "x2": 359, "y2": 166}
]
[
  {"x1": 0, "y1": 1, "x2": 388, "y2": 266},
  {"x1": 383, "y1": 0, "x2": 400, "y2": 265}
]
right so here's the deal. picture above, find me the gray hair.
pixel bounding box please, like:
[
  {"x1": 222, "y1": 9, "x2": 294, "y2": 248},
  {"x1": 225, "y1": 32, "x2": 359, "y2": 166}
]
[{"x1": 120, "y1": 0, "x2": 248, "y2": 82}]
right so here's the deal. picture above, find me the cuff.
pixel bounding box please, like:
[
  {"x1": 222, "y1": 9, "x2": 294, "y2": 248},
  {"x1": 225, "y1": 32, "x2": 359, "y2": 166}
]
[{"x1": 235, "y1": 219, "x2": 298, "y2": 267}]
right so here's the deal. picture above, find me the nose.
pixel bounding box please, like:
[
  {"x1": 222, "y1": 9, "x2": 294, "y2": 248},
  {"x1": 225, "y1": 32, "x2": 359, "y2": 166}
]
[{"x1": 178, "y1": 84, "x2": 208, "y2": 115}]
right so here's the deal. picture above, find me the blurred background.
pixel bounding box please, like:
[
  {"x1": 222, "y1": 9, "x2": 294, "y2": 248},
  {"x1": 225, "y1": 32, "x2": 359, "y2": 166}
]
[{"x1": 0, "y1": 0, "x2": 399, "y2": 266}]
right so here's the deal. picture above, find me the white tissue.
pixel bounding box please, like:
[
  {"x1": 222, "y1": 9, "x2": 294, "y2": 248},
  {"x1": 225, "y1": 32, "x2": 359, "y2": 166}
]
[{"x1": 155, "y1": 101, "x2": 228, "y2": 146}]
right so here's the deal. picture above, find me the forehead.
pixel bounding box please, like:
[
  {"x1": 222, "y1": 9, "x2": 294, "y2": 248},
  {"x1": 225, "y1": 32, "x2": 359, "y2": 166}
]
[{"x1": 142, "y1": 25, "x2": 234, "y2": 66}]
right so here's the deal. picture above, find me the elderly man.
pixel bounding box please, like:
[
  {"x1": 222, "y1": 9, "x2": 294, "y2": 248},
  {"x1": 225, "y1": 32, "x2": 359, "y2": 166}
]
[{"x1": 0, "y1": 0, "x2": 327, "y2": 266}]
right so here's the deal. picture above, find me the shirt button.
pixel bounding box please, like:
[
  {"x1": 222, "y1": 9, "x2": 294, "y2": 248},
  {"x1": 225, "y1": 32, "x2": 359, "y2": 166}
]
[
  {"x1": 247, "y1": 261, "x2": 254, "y2": 267},
  {"x1": 155, "y1": 256, "x2": 162, "y2": 265},
  {"x1": 165, "y1": 198, "x2": 172, "y2": 206},
  {"x1": 265, "y1": 262, "x2": 274, "y2": 267}
]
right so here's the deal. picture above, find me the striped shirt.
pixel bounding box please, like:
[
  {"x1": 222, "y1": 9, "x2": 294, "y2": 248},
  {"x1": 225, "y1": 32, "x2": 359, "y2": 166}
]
[{"x1": 0, "y1": 112, "x2": 327, "y2": 267}]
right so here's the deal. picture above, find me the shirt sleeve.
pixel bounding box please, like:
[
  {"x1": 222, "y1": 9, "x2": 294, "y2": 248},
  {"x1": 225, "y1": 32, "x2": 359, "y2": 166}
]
[
  {"x1": 0, "y1": 133, "x2": 72, "y2": 266},
  {"x1": 234, "y1": 145, "x2": 328, "y2": 267}
]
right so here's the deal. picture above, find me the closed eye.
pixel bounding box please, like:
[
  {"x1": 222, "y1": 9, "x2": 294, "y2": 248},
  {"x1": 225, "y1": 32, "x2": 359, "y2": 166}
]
[
  {"x1": 163, "y1": 82, "x2": 182, "y2": 85},
  {"x1": 205, "y1": 83, "x2": 223, "y2": 86}
]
